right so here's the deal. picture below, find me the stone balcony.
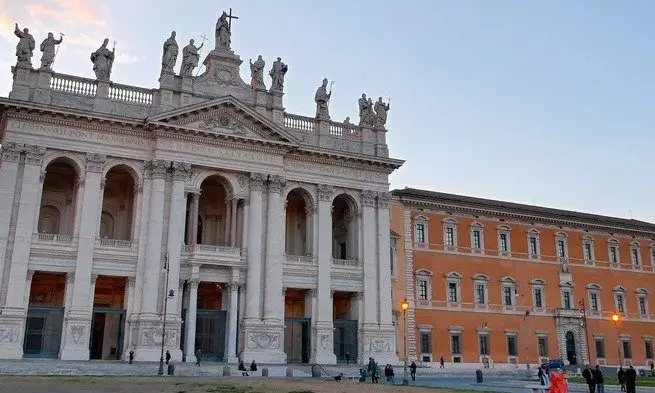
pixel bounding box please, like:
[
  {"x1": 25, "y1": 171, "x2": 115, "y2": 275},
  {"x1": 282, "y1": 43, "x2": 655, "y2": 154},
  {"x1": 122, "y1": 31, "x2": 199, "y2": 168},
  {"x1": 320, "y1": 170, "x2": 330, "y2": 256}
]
[
  {"x1": 30, "y1": 232, "x2": 78, "y2": 259},
  {"x1": 181, "y1": 244, "x2": 243, "y2": 267}
]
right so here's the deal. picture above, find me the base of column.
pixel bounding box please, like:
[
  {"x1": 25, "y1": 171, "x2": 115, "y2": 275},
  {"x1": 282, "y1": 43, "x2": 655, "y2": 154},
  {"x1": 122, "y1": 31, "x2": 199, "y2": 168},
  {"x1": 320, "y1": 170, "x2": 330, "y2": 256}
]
[
  {"x1": 128, "y1": 315, "x2": 182, "y2": 362},
  {"x1": 311, "y1": 323, "x2": 337, "y2": 364},
  {"x1": 59, "y1": 316, "x2": 92, "y2": 360},
  {"x1": 240, "y1": 322, "x2": 287, "y2": 364},
  {"x1": 184, "y1": 355, "x2": 197, "y2": 363},
  {"x1": 360, "y1": 324, "x2": 398, "y2": 365},
  {"x1": 0, "y1": 312, "x2": 26, "y2": 359}
]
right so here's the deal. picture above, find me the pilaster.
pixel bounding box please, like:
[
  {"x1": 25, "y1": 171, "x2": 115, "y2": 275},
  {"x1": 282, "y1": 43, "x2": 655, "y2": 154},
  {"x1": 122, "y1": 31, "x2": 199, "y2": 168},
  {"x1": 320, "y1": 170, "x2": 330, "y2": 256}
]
[
  {"x1": 264, "y1": 175, "x2": 286, "y2": 324},
  {"x1": 0, "y1": 143, "x2": 23, "y2": 301},
  {"x1": 226, "y1": 283, "x2": 239, "y2": 363},
  {"x1": 184, "y1": 277, "x2": 199, "y2": 363}
]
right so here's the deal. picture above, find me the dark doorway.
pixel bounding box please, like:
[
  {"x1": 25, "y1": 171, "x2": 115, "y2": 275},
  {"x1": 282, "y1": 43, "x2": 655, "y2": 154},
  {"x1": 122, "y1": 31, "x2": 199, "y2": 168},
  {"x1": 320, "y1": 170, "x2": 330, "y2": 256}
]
[
  {"x1": 334, "y1": 319, "x2": 358, "y2": 363},
  {"x1": 195, "y1": 309, "x2": 227, "y2": 361},
  {"x1": 23, "y1": 272, "x2": 66, "y2": 358},
  {"x1": 565, "y1": 331, "x2": 577, "y2": 365},
  {"x1": 285, "y1": 318, "x2": 311, "y2": 363},
  {"x1": 90, "y1": 276, "x2": 126, "y2": 360}
]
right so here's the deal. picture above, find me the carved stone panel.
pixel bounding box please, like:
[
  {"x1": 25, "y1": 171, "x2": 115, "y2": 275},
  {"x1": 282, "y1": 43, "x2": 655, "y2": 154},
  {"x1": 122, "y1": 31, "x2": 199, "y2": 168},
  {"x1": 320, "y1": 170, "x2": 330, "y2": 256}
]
[{"x1": 247, "y1": 332, "x2": 280, "y2": 350}]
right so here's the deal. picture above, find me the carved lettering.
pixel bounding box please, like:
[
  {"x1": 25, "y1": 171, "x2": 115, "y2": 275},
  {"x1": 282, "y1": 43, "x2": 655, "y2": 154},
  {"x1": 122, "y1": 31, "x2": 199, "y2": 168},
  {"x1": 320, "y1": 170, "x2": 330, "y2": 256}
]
[
  {"x1": 161, "y1": 140, "x2": 281, "y2": 165},
  {"x1": 285, "y1": 161, "x2": 387, "y2": 183}
]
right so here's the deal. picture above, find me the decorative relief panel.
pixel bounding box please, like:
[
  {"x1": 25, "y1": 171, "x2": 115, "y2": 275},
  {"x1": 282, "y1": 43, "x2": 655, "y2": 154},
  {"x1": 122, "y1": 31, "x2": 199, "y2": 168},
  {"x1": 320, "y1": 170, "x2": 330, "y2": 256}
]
[
  {"x1": 247, "y1": 332, "x2": 280, "y2": 350},
  {"x1": 367, "y1": 337, "x2": 392, "y2": 353},
  {"x1": 69, "y1": 325, "x2": 87, "y2": 345},
  {"x1": 0, "y1": 325, "x2": 19, "y2": 343},
  {"x1": 319, "y1": 333, "x2": 332, "y2": 351},
  {"x1": 142, "y1": 328, "x2": 177, "y2": 346}
]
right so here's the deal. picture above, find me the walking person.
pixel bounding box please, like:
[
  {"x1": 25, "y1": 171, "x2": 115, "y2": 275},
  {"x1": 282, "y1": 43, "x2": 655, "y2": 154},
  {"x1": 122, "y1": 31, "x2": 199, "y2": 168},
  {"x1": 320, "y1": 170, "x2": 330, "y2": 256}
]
[
  {"x1": 582, "y1": 365, "x2": 596, "y2": 393},
  {"x1": 618, "y1": 366, "x2": 626, "y2": 392},
  {"x1": 440, "y1": 356, "x2": 445, "y2": 369},
  {"x1": 165, "y1": 350, "x2": 171, "y2": 365},
  {"x1": 195, "y1": 348, "x2": 202, "y2": 366},
  {"x1": 410, "y1": 361, "x2": 417, "y2": 381},
  {"x1": 625, "y1": 365, "x2": 637, "y2": 393},
  {"x1": 593, "y1": 365, "x2": 604, "y2": 393}
]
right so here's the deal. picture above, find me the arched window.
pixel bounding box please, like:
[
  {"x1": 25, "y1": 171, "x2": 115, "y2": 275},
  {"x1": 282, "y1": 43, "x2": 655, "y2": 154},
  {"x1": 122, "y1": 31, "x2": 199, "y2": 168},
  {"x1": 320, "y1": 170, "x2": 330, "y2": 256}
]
[
  {"x1": 38, "y1": 159, "x2": 79, "y2": 236},
  {"x1": 100, "y1": 165, "x2": 137, "y2": 240},
  {"x1": 332, "y1": 194, "x2": 358, "y2": 260},
  {"x1": 285, "y1": 188, "x2": 313, "y2": 257}
]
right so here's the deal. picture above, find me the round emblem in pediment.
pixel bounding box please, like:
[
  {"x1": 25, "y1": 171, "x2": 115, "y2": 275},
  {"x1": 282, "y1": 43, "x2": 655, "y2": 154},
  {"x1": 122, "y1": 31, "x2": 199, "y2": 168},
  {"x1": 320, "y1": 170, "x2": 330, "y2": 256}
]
[
  {"x1": 218, "y1": 116, "x2": 230, "y2": 127},
  {"x1": 217, "y1": 70, "x2": 232, "y2": 82}
]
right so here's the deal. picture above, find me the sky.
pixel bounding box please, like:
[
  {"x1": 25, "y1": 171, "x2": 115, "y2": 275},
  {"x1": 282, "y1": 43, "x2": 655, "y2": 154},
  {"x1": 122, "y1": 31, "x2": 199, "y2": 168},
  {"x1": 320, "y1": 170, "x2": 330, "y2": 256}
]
[{"x1": 1, "y1": 0, "x2": 654, "y2": 223}]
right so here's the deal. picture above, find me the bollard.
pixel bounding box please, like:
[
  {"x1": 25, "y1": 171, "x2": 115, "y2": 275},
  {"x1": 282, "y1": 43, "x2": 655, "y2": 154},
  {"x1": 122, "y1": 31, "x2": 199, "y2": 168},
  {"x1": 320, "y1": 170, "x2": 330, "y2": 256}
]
[
  {"x1": 286, "y1": 368, "x2": 293, "y2": 377},
  {"x1": 475, "y1": 369, "x2": 483, "y2": 383},
  {"x1": 167, "y1": 364, "x2": 175, "y2": 376},
  {"x1": 223, "y1": 365, "x2": 231, "y2": 376},
  {"x1": 311, "y1": 364, "x2": 321, "y2": 378},
  {"x1": 261, "y1": 367, "x2": 269, "y2": 377}
]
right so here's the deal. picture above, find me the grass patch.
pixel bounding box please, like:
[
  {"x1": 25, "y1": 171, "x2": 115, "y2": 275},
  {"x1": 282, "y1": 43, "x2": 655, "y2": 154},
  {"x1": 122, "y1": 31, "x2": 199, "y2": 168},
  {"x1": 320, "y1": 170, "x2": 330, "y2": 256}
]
[{"x1": 567, "y1": 376, "x2": 655, "y2": 387}]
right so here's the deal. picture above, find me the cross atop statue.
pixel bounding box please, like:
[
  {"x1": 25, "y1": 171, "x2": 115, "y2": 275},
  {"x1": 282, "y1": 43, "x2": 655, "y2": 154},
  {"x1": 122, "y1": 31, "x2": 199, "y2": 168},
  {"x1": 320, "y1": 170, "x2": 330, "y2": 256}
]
[
  {"x1": 226, "y1": 8, "x2": 238, "y2": 31},
  {"x1": 215, "y1": 8, "x2": 238, "y2": 50}
]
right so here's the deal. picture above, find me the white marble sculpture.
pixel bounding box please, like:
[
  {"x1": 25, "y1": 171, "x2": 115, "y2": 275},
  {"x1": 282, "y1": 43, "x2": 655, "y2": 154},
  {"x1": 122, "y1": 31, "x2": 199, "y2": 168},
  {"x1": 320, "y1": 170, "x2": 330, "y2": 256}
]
[
  {"x1": 14, "y1": 23, "x2": 35, "y2": 67},
  {"x1": 315, "y1": 78, "x2": 331, "y2": 120},
  {"x1": 358, "y1": 93, "x2": 374, "y2": 127},
  {"x1": 180, "y1": 39, "x2": 203, "y2": 77},
  {"x1": 90, "y1": 38, "x2": 115, "y2": 81},
  {"x1": 373, "y1": 97, "x2": 390, "y2": 129},
  {"x1": 161, "y1": 31, "x2": 179, "y2": 73},
  {"x1": 216, "y1": 11, "x2": 231, "y2": 49},
  {"x1": 269, "y1": 57, "x2": 288, "y2": 93},
  {"x1": 249, "y1": 55, "x2": 266, "y2": 90},
  {"x1": 39, "y1": 32, "x2": 63, "y2": 70}
]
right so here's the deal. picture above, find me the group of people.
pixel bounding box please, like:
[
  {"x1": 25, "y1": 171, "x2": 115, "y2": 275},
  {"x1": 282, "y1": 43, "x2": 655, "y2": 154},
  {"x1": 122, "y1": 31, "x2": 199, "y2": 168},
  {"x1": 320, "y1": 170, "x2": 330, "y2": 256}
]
[{"x1": 582, "y1": 365, "x2": 638, "y2": 393}]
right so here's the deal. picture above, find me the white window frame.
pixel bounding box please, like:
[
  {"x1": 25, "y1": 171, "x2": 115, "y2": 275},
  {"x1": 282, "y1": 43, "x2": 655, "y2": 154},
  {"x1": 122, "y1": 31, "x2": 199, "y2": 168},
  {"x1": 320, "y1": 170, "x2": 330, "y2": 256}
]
[
  {"x1": 500, "y1": 276, "x2": 516, "y2": 311},
  {"x1": 636, "y1": 288, "x2": 649, "y2": 319},
  {"x1": 477, "y1": 329, "x2": 491, "y2": 360},
  {"x1": 630, "y1": 241, "x2": 642, "y2": 270},
  {"x1": 470, "y1": 222, "x2": 484, "y2": 254},
  {"x1": 527, "y1": 229, "x2": 541, "y2": 260},
  {"x1": 414, "y1": 215, "x2": 429, "y2": 247},
  {"x1": 650, "y1": 244, "x2": 655, "y2": 271},
  {"x1": 449, "y1": 326, "x2": 463, "y2": 361},
  {"x1": 555, "y1": 232, "x2": 568, "y2": 261},
  {"x1": 472, "y1": 274, "x2": 490, "y2": 310},
  {"x1": 443, "y1": 218, "x2": 458, "y2": 251},
  {"x1": 418, "y1": 327, "x2": 433, "y2": 361},
  {"x1": 390, "y1": 233, "x2": 399, "y2": 280},
  {"x1": 560, "y1": 285, "x2": 574, "y2": 309},
  {"x1": 445, "y1": 271, "x2": 463, "y2": 307},
  {"x1": 497, "y1": 225, "x2": 511, "y2": 256},
  {"x1": 586, "y1": 283, "x2": 602, "y2": 316},
  {"x1": 582, "y1": 235, "x2": 595, "y2": 265},
  {"x1": 608, "y1": 239, "x2": 620, "y2": 267},
  {"x1": 506, "y1": 332, "x2": 519, "y2": 361},
  {"x1": 416, "y1": 269, "x2": 433, "y2": 305},
  {"x1": 530, "y1": 279, "x2": 546, "y2": 312},
  {"x1": 614, "y1": 286, "x2": 627, "y2": 315},
  {"x1": 536, "y1": 333, "x2": 549, "y2": 360}
]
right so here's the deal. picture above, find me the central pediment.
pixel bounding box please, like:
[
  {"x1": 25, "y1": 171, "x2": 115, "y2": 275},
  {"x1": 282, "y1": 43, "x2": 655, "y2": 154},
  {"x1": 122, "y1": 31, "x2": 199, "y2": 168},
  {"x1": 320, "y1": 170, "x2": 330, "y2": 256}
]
[{"x1": 149, "y1": 96, "x2": 298, "y2": 145}]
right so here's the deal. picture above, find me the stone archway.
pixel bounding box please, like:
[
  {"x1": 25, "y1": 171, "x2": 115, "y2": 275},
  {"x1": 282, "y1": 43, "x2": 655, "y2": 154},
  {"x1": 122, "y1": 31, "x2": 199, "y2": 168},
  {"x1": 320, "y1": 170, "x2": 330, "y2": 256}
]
[{"x1": 565, "y1": 331, "x2": 577, "y2": 365}]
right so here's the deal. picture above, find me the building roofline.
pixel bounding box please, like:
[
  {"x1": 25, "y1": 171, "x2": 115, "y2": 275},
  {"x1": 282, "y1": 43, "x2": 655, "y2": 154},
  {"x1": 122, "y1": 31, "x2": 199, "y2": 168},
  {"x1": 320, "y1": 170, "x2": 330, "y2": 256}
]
[{"x1": 391, "y1": 187, "x2": 655, "y2": 236}]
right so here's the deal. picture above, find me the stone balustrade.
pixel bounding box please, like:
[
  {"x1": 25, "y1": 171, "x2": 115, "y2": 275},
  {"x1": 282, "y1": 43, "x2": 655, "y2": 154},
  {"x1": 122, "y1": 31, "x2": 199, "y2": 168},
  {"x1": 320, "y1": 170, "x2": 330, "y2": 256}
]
[
  {"x1": 284, "y1": 113, "x2": 316, "y2": 133},
  {"x1": 96, "y1": 237, "x2": 135, "y2": 248},
  {"x1": 33, "y1": 232, "x2": 74, "y2": 243},
  {"x1": 332, "y1": 258, "x2": 360, "y2": 267},
  {"x1": 50, "y1": 74, "x2": 97, "y2": 97},
  {"x1": 108, "y1": 82, "x2": 153, "y2": 105},
  {"x1": 285, "y1": 254, "x2": 315, "y2": 264}
]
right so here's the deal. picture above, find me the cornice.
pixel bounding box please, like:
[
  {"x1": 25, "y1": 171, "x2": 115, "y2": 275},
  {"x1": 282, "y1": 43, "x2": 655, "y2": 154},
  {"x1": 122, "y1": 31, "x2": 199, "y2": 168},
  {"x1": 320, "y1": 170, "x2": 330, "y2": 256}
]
[{"x1": 286, "y1": 151, "x2": 400, "y2": 173}]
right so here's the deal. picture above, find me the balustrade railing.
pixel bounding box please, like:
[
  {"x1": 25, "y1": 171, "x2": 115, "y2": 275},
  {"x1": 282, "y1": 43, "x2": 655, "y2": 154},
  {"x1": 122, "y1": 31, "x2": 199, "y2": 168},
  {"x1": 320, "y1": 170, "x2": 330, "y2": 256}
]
[
  {"x1": 286, "y1": 255, "x2": 315, "y2": 264},
  {"x1": 184, "y1": 244, "x2": 241, "y2": 255},
  {"x1": 34, "y1": 233, "x2": 73, "y2": 243},
  {"x1": 332, "y1": 258, "x2": 360, "y2": 267},
  {"x1": 50, "y1": 74, "x2": 97, "y2": 97},
  {"x1": 97, "y1": 238, "x2": 134, "y2": 248},
  {"x1": 284, "y1": 113, "x2": 316, "y2": 133},
  {"x1": 109, "y1": 83, "x2": 153, "y2": 105}
]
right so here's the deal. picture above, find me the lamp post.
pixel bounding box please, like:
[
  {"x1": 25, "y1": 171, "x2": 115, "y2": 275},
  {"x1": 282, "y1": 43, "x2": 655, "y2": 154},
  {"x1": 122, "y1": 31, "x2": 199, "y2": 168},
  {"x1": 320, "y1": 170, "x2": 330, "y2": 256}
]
[
  {"x1": 158, "y1": 252, "x2": 174, "y2": 375},
  {"x1": 611, "y1": 313, "x2": 622, "y2": 366},
  {"x1": 578, "y1": 298, "x2": 591, "y2": 365},
  {"x1": 401, "y1": 299, "x2": 409, "y2": 386}
]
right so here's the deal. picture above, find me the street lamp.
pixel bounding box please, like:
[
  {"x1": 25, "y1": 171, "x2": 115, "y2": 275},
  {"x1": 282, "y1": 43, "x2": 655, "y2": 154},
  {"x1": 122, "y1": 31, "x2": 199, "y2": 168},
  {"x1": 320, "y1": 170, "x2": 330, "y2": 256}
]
[
  {"x1": 158, "y1": 252, "x2": 175, "y2": 375},
  {"x1": 611, "y1": 313, "x2": 622, "y2": 366},
  {"x1": 401, "y1": 299, "x2": 410, "y2": 386}
]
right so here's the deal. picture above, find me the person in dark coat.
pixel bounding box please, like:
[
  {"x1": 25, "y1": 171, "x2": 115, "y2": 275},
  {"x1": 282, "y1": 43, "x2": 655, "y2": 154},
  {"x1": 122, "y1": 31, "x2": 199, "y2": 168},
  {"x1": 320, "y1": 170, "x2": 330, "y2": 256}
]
[
  {"x1": 250, "y1": 360, "x2": 257, "y2": 371},
  {"x1": 538, "y1": 366, "x2": 546, "y2": 386},
  {"x1": 625, "y1": 365, "x2": 637, "y2": 393},
  {"x1": 582, "y1": 365, "x2": 596, "y2": 393},
  {"x1": 618, "y1": 366, "x2": 626, "y2": 392},
  {"x1": 440, "y1": 356, "x2": 445, "y2": 369},
  {"x1": 410, "y1": 361, "x2": 417, "y2": 381},
  {"x1": 593, "y1": 365, "x2": 605, "y2": 393},
  {"x1": 238, "y1": 359, "x2": 248, "y2": 376},
  {"x1": 165, "y1": 350, "x2": 171, "y2": 365}
]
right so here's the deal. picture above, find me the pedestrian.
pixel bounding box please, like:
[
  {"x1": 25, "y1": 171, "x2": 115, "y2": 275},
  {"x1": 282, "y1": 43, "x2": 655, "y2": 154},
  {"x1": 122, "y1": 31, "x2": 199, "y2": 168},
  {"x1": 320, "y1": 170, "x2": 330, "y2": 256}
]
[
  {"x1": 128, "y1": 350, "x2": 134, "y2": 364},
  {"x1": 625, "y1": 365, "x2": 637, "y2": 393},
  {"x1": 371, "y1": 362, "x2": 379, "y2": 383},
  {"x1": 384, "y1": 364, "x2": 395, "y2": 384},
  {"x1": 651, "y1": 361, "x2": 654, "y2": 377},
  {"x1": 618, "y1": 366, "x2": 626, "y2": 392},
  {"x1": 195, "y1": 348, "x2": 202, "y2": 366},
  {"x1": 410, "y1": 361, "x2": 417, "y2": 381},
  {"x1": 165, "y1": 350, "x2": 171, "y2": 365},
  {"x1": 593, "y1": 365, "x2": 604, "y2": 393},
  {"x1": 440, "y1": 356, "x2": 445, "y2": 369},
  {"x1": 250, "y1": 360, "x2": 258, "y2": 372},
  {"x1": 238, "y1": 359, "x2": 248, "y2": 376},
  {"x1": 582, "y1": 365, "x2": 596, "y2": 393},
  {"x1": 538, "y1": 366, "x2": 546, "y2": 385},
  {"x1": 367, "y1": 357, "x2": 375, "y2": 382}
]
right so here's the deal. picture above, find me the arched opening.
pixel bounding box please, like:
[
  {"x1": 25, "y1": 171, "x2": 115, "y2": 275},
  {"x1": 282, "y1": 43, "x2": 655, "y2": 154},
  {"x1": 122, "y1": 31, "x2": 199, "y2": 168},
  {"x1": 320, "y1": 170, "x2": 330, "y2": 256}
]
[
  {"x1": 332, "y1": 194, "x2": 358, "y2": 260},
  {"x1": 565, "y1": 331, "x2": 577, "y2": 365},
  {"x1": 285, "y1": 189, "x2": 312, "y2": 256},
  {"x1": 197, "y1": 175, "x2": 231, "y2": 246},
  {"x1": 99, "y1": 166, "x2": 136, "y2": 240},
  {"x1": 37, "y1": 159, "x2": 79, "y2": 236}
]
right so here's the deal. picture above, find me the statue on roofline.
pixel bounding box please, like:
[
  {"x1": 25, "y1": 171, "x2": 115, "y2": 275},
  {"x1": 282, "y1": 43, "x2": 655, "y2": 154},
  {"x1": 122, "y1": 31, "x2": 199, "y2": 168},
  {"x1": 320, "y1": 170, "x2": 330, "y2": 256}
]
[
  {"x1": 161, "y1": 31, "x2": 179, "y2": 73},
  {"x1": 90, "y1": 38, "x2": 115, "y2": 81},
  {"x1": 180, "y1": 39, "x2": 203, "y2": 77},
  {"x1": 269, "y1": 57, "x2": 288, "y2": 93},
  {"x1": 39, "y1": 32, "x2": 63, "y2": 70},
  {"x1": 249, "y1": 55, "x2": 266, "y2": 90},
  {"x1": 14, "y1": 23, "x2": 35, "y2": 68}
]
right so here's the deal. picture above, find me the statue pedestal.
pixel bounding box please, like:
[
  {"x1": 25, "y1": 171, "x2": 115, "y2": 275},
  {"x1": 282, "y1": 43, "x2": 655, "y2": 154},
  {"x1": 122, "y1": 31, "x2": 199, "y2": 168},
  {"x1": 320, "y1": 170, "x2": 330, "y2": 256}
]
[
  {"x1": 361, "y1": 126, "x2": 376, "y2": 155},
  {"x1": 9, "y1": 64, "x2": 34, "y2": 101},
  {"x1": 33, "y1": 68, "x2": 53, "y2": 104}
]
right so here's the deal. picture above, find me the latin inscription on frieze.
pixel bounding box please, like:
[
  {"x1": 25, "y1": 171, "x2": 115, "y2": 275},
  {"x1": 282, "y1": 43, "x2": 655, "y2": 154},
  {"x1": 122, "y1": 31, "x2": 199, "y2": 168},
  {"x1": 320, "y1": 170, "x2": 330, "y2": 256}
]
[
  {"x1": 285, "y1": 160, "x2": 388, "y2": 183},
  {"x1": 160, "y1": 140, "x2": 283, "y2": 166}
]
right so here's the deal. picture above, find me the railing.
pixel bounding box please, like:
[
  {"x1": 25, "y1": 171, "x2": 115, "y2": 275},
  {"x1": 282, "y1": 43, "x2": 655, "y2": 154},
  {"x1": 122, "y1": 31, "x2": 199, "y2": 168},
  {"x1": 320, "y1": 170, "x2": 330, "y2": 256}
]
[
  {"x1": 184, "y1": 244, "x2": 241, "y2": 255},
  {"x1": 332, "y1": 258, "x2": 359, "y2": 267},
  {"x1": 284, "y1": 113, "x2": 316, "y2": 133},
  {"x1": 50, "y1": 74, "x2": 97, "y2": 97},
  {"x1": 109, "y1": 82, "x2": 153, "y2": 105},
  {"x1": 97, "y1": 238, "x2": 134, "y2": 248},
  {"x1": 34, "y1": 233, "x2": 73, "y2": 243},
  {"x1": 286, "y1": 255, "x2": 315, "y2": 264},
  {"x1": 329, "y1": 122, "x2": 360, "y2": 140}
]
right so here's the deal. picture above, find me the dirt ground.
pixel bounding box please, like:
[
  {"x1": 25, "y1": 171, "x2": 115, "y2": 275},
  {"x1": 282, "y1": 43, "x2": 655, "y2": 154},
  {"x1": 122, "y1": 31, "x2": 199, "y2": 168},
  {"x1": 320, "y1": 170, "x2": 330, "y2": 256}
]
[{"x1": 0, "y1": 376, "x2": 454, "y2": 393}]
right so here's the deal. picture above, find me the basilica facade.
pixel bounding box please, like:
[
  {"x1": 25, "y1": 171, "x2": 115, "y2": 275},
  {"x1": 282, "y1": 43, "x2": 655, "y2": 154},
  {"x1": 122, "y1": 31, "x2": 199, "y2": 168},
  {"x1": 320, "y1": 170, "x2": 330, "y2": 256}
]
[{"x1": 0, "y1": 13, "x2": 401, "y2": 364}]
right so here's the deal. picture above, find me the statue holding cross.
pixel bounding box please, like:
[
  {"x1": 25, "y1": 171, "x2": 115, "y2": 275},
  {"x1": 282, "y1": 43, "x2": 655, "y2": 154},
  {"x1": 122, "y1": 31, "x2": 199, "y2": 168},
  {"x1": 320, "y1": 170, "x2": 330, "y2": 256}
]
[{"x1": 215, "y1": 9, "x2": 238, "y2": 50}]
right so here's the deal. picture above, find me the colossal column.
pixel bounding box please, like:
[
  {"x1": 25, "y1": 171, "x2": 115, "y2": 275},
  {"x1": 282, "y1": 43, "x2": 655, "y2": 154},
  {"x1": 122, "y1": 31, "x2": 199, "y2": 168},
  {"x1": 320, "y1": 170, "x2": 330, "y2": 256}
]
[
  {"x1": 225, "y1": 283, "x2": 239, "y2": 362},
  {"x1": 263, "y1": 175, "x2": 285, "y2": 324},
  {"x1": 184, "y1": 277, "x2": 199, "y2": 362},
  {"x1": 376, "y1": 192, "x2": 393, "y2": 325},
  {"x1": 60, "y1": 153, "x2": 106, "y2": 360},
  {"x1": 0, "y1": 143, "x2": 23, "y2": 300}
]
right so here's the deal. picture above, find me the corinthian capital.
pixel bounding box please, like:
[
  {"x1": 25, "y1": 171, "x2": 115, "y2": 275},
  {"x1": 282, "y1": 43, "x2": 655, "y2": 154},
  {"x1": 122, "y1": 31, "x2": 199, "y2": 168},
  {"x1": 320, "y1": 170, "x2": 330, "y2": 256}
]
[
  {"x1": 268, "y1": 175, "x2": 286, "y2": 194},
  {"x1": 249, "y1": 173, "x2": 266, "y2": 191},
  {"x1": 317, "y1": 184, "x2": 334, "y2": 202},
  {"x1": 361, "y1": 190, "x2": 376, "y2": 207},
  {"x1": 377, "y1": 191, "x2": 391, "y2": 208},
  {"x1": 24, "y1": 144, "x2": 46, "y2": 165},
  {"x1": 85, "y1": 153, "x2": 107, "y2": 172},
  {"x1": 1, "y1": 142, "x2": 24, "y2": 163},
  {"x1": 149, "y1": 159, "x2": 170, "y2": 179},
  {"x1": 171, "y1": 161, "x2": 191, "y2": 181}
]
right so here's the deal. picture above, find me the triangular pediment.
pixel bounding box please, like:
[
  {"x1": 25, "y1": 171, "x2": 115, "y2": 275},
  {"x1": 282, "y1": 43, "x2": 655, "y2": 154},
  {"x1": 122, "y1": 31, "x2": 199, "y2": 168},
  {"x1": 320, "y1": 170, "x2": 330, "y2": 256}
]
[{"x1": 149, "y1": 96, "x2": 299, "y2": 145}]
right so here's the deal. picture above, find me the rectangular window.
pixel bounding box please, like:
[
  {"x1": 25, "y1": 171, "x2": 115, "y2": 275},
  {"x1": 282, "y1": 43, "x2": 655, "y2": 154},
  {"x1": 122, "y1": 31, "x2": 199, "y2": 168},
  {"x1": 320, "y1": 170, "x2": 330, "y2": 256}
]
[
  {"x1": 538, "y1": 337, "x2": 548, "y2": 357},
  {"x1": 446, "y1": 227, "x2": 455, "y2": 246},
  {"x1": 499, "y1": 233, "x2": 508, "y2": 252},
  {"x1": 472, "y1": 230, "x2": 481, "y2": 249},
  {"x1": 451, "y1": 334, "x2": 461, "y2": 355},
  {"x1": 645, "y1": 340, "x2": 653, "y2": 359},
  {"x1": 557, "y1": 240, "x2": 566, "y2": 258},
  {"x1": 534, "y1": 288, "x2": 543, "y2": 308},
  {"x1": 652, "y1": 249, "x2": 655, "y2": 265},
  {"x1": 448, "y1": 282, "x2": 458, "y2": 303},
  {"x1": 639, "y1": 297, "x2": 647, "y2": 315},
  {"x1": 476, "y1": 284, "x2": 486, "y2": 304},
  {"x1": 504, "y1": 286, "x2": 513, "y2": 306},
  {"x1": 416, "y1": 223, "x2": 425, "y2": 243},
  {"x1": 590, "y1": 293, "x2": 599, "y2": 312},
  {"x1": 632, "y1": 249, "x2": 640, "y2": 266},
  {"x1": 622, "y1": 340, "x2": 632, "y2": 359},
  {"x1": 479, "y1": 335, "x2": 489, "y2": 355},
  {"x1": 595, "y1": 338, "x2": 605, "y2": 358},
  {"x1": 420, "y1": 331, "x2": 432, "y2": 354},
  {"x1": 418, "y1": 280, "x2": 428, "y2": 300},
  {"x1": 616, "y1": 294, "x2": 625, "y2": 313},
  {"x1": 563, "y1": 291, "x2": 571, "y2": 309},
  {"x1": 610, "y1": 246, "x2": 618, "y2": 264},
  {"x1": 584, "y1": 243, "x2": 593, "y2": 260},
  {"x1": 507, "y1": 336, "x2": 517, "y2": 356},
  {"x1": 529, "y1": 236, "x2": 538, "y2": 256},
  {"x1": 389, "y1": 239, "x2": 396, "y2": 276}
]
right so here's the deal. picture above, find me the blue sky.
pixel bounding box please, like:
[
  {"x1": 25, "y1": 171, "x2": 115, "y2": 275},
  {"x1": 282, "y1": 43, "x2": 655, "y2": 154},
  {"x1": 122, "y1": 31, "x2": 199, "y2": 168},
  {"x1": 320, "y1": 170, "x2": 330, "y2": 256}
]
[{"x1": 1, "y1": 0, "x2": 653, "y2": 222}]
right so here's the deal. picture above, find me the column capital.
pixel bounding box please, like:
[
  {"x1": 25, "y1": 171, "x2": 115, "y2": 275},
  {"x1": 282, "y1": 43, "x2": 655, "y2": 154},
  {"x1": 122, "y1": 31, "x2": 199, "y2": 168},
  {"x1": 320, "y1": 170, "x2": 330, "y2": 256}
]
[
  {"x1": 127, "y1": 276, "x2": 136, "y2": 286},
  {"x1": 26, "y1": 269, "x2": 35, "y2": 282},
  {"x1": 306, "y1": 289, "x2": 316, "y2": 298},
  {"x1": 377, "y1": 191, "x2": 391, "y2": 208},
  {"x1": 1, "y1": 142, "x2": 23, "y2": 163},
  {"x1": 352, "y1": 292, "x2": 364, "y2": 301},
  {"x1": 242, "y1": 197, "x2": 250, "y2": 206},
  {"x1": 24, "y1": 144, "x2": 46, "y2": 165},
  {"x1": 238, "y1": 284, "x2": 247, "y2": 294},
  {"x1": 305, "y1": 203, "x2": 315, "y2": 216},
  {"x1": 39, "y1": 171, "x2": 46, "y2": 183},
  {"x1": 249, "y1": 173, "x2": 266, "y2": 191},
  {"x1": 148, "y1": 159, "x2": 171, "y2": 179},
  {"x1": 268, "y1": 175, "x2": 286, "y2": 194},
  {"x1": 227, "y1": 283, "x2": 239, "y2": 292},
  {"x1": 133, "y1": 183, "x2": 143, "y2": 195},
  {"x1": 90, "y1": 274, "x2": 99, "y2": 285},
  {"x1": 171, "y1": 161, "x2": 191, "y2": 181},
  {"x1": 189, "y1": 277, "x2": 200, "y2": 288},
  {"x1": 85, "y1": 153, "x2": 107, "y2": 172},
  {"x1": 66, "y1": 272, "x2": 75, "y2": 284},
  {"x1": 361, "y1": 190, "x2": 376, "y2": 207},
  {"x1": 317, "y1": 184, "x2": 334, "y2": 202}
]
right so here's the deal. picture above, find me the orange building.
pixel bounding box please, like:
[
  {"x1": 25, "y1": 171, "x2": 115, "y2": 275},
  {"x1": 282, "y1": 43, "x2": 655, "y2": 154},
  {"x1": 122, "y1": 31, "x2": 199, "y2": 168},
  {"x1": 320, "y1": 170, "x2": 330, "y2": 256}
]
[{"x1": 390, "y1": 188, "x2": 655, "y2": 369}]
